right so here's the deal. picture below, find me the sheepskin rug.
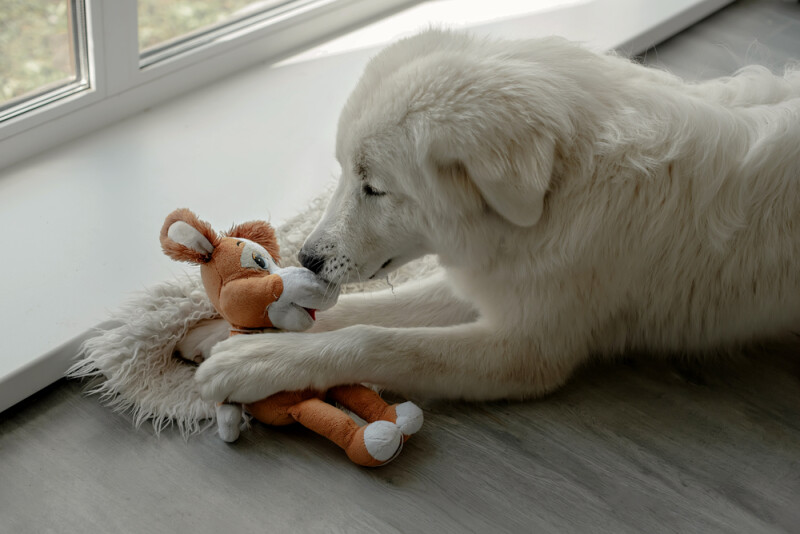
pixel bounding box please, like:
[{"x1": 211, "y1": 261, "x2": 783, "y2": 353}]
[{"x1": 67, "y1": 192, "x2": 439, "y2": 436}]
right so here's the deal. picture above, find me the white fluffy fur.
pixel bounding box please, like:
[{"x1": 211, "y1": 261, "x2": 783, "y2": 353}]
[
  {"x1": 193, "y1": 29, "x2": 800, "y2": 404},
  {"x1": 68, "y1": 275, "x2": 220, "y2": 435}
]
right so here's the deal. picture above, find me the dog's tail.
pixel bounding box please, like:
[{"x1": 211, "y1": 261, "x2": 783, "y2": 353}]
[
  {"x1": 690, "y1": 63, "x2": 800, "y2": 107},
  {"x1": 785, "y1": 63, "x2": 800, "y2": 93}
]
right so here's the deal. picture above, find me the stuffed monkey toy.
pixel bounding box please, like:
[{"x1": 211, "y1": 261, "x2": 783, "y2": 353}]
[{"x1": 161, "y1": 209, "x2": 423, "y2": 466}]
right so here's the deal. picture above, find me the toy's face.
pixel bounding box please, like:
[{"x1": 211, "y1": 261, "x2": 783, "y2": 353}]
[
  {"x1": 198, "y1": 237, "x2": 283, "y2": 328},
  {"x1": 215, "y1": 237, "x2": 280, "y2": 280},
  {"x1": 202, "y1": 237, "x2": 338, "y2": 332},
  {"x1": 161, "y1": 209, "x2": 338, "y2": 332}
]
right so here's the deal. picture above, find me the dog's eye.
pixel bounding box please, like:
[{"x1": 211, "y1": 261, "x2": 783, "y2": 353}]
[
  {"x1": 362, "y1": 183, "x2": 386, "y2": 197},
  {"x1": 252, "y1": 252, "x2": 268, "y2": 270}
]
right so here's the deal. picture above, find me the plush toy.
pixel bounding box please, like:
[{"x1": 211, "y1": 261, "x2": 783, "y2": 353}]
[{"x1": 160, "y1": 209, "x2": 422, "y2": 466}]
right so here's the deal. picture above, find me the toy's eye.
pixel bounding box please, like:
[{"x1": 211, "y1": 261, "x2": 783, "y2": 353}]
[{"x1": 252, "y1": 252, "x2": 268, "y2": 270}]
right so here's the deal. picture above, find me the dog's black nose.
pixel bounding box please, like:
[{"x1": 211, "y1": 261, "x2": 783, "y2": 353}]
[{"x1": 298, "y1": 249, "x2": 325, "y2": 275}]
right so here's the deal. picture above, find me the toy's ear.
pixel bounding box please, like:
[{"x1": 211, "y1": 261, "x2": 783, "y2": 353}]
[
  {"x1": 226, "y1": 220, "x2": 281, "y2": 263},
  {"x1": 161, "y1": 208, "x2": 219, "y2": 264}
]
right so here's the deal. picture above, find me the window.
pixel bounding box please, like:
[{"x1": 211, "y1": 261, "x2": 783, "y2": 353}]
[
  {"x1": 139, "y1": 0, "x2": 271, "y2": 52},
  {"x1": 138, "y1": 0, "x2": 291, "y2": 65},
  {"x1": 0, "y1": 0, "x2": 416, "y2": 171},
  {"x1": 0, "y1": 0, "x2": 89, "y2": 122}
]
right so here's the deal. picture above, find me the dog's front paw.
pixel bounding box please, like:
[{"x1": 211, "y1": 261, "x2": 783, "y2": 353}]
[
  {"x1": 195, "y1": 337, "x2": 265, "y2": 403},
  {"x1": 194, "y1": 333, "x2": 315, "y2": 403}
]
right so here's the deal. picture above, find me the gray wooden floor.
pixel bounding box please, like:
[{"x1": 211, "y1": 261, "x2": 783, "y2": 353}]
[{"x1": 3, "y1": 1, "x2": 800, "y2": 532}]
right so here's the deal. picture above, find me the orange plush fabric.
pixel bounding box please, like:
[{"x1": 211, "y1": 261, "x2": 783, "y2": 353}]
[
  {"x1": 201, "y1": 240, "x2": 285, "y2": 329},
  {"x1": 160, "y1": 208, "x2": 220, "y2": 264}
]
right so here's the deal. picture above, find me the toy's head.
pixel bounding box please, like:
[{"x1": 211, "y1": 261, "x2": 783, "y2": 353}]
[{"x1": 161, "y1": 208, "x2": 337, "y2": 332}]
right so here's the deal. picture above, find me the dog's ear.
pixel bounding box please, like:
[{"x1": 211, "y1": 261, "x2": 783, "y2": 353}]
[
  {"x1": 421, "y1": 58, "x2": 566, "y2": 227},
  {"x1": 226, "y1": 220, "x2": 281, "y2": 263},
  {"x1": 161, "y1": 208, "x2": 219, "y2": 263},
  {"x1": 429, "y1": 133, "x2": 555, "y2": 227}
]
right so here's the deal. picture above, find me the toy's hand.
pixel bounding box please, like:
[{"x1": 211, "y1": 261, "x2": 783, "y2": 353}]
[
  {"x1": 175, "y1": 318, "x2": 230, "y2": 363},
  {"x1": 195, "y1": 330, "x2": 342, "y2": 403}
]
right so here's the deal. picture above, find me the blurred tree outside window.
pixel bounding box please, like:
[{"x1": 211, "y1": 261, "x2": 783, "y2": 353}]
[
  {"x1": 0, "y1": 0, "x2": 78, "y2": 106},
  {"x1": 138, "y1": 0, "x2": 289, "y2": 53},
  {"x1": 0, "y1": 0, "x2": 292, "y2": 109}
]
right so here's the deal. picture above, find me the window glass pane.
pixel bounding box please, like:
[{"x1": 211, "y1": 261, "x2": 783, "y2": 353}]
[
  {"x1": 138, "y1": 0, "x2": 291, "y2": 53},
  {"x1": 0, "y1": 0, "x2": 80, "y2": 107}
]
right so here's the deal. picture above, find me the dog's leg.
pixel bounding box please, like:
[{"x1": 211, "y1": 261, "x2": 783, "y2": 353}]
[
  {"x1": 177, "y1": 275, "x2": 472, "y2": 363},
  {"x1": 311, "y1": 273, "x2": 478, "y2": 332},
  {"x1": 196, "y1": 322, "x2": 585, "y2": 402}
]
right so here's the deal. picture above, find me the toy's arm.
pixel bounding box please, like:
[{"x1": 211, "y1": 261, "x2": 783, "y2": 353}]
[{"x1": 219, "y1": 274, "x2": 284, "y2": 329}]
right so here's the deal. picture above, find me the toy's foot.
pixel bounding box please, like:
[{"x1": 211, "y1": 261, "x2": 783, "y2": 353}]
[
  {"x1": 215, "y1": 403, "x2": 242, "y2": 443},
  {"x1": 347, "y1": 421, "x2": 403, "y2": 467},
  {"x1": 393, "y1": 401, "x2": 424, "y2": 438}
]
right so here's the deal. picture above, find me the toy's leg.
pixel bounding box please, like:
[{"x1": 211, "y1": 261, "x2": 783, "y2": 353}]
[
  {"x1": 215, "y1": 403, "x2": 242, "y2": 443},
  {"x1": 288, "y1": 398, "x2": 403, "y2": 467},
  {"x1": 246, "y1": 390, "x2": 321, "y2": 426},
  {"x1": 327, "y1": 385, "x2": 423, "y2": 440}
]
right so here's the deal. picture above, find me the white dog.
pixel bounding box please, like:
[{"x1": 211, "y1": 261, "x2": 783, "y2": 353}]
[{"x1": 193, "y1": 29, "x2": 800, "y2": 404}]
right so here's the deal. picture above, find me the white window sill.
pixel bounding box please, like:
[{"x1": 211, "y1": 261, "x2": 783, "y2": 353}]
[{"x1": 0, "y1": 0, "x2": 732, "y2": 413}]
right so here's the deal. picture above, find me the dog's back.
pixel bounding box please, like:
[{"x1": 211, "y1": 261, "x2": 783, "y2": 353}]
[{"x1": 529, "y1": 51, "x2": 800, "y2": 356}]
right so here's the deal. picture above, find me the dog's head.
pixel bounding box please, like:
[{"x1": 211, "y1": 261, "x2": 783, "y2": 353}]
[{"x1": 300, "y1": 30, "x2": 577, "y2": 284}]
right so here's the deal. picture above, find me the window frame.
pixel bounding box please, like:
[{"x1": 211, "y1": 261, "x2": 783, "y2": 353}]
[
  {"x1": 0, "y1": 0, "x2": 417, "y2": 171},
  {"x1": 0, "y1": 0, "x2": 92, "y2": 122}
]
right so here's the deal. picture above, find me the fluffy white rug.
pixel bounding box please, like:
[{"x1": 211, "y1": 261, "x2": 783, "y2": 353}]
[{"x1": 67, "y1": 191, "x2": 440, "y2": 436}]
